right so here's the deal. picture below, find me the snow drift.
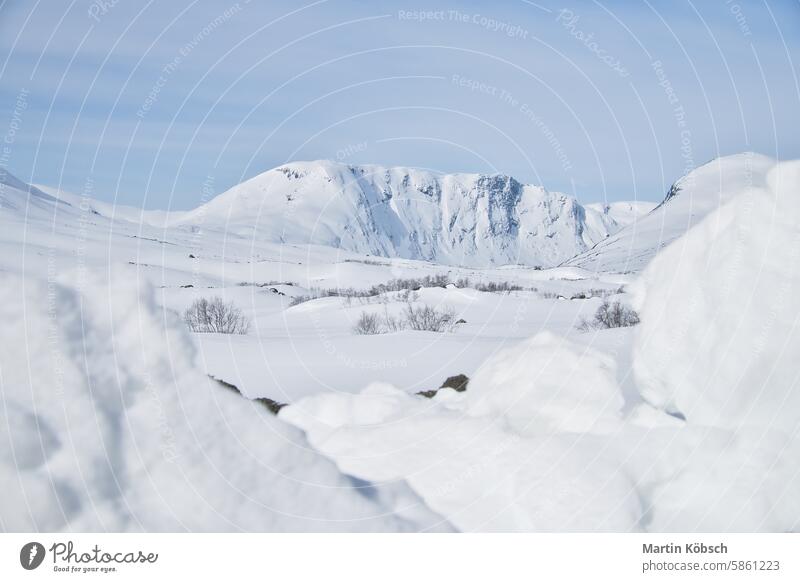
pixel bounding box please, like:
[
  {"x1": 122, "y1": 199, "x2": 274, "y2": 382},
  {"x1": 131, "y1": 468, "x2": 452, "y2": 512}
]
[
  {"x1": 632, "y1": 160, "x2": 800, "y2": 430},
  {"x1": 282, "y1": 329, "x2": 800, "y2": 532},
  {"x1": 464, "y1": 331, "x2": 624, "y2": 434},
  {"x1": 0, "y1": 272, "x2": 449, "y2": 532}
]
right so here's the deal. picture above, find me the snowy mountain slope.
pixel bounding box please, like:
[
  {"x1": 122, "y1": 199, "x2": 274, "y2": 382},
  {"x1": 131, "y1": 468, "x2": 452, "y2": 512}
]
[
  {"x1": 0, "y1": 167, "x2": 69, "y2": 216},
  {"x1": 565, "y1": 153, "x2": 776, "y2": 272},
  {"x1": 34, "y1": 183, "x2": 188, "y2": 227},
  {"x1": 584, "y1": 200, "x2": 656, "y2": 229},
  {"x1": 179, "y1": 160, "x2": 641, "y2": 268}
]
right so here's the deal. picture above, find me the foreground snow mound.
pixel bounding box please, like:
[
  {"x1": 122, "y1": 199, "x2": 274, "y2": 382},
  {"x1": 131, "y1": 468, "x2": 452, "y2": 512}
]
[
  {"x1": 633, "y1": 160, "x2": 800, "y2": 430},
  {"x1": 282, "y1": 383, "x2": 643, "y2": 532},
  {"x1": 0, "y1": 273, "x2": 449, "y2": 532},
  {"x1": 465, "y1": 332, "x2": 624, "y2": 434},
  {"x1": 283, "y1": 325, "x2": 800, "y2": 531}
]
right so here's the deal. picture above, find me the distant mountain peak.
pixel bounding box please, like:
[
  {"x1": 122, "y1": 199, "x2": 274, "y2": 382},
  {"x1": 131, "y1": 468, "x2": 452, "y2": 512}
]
[{"x1": 178, "y1": 161, "x2": 643, "y2": 268}]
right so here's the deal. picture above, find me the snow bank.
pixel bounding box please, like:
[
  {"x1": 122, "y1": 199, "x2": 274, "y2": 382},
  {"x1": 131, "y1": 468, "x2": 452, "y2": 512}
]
[
  {"x1": 284, "y1": 359, "x2": 800, "y2": 531},
  {"x1": 633, "y1": 160, "x2": 800, "y2": 430},
  {"x1": 282, "y1": 382, "x2": 643, "y2": 532},
  {"x1": 465, "y1": 332, "x2": 623, "y2": 434},
  {"x1": 0, "y1": 272, "x2": 449, "y2": 531}
]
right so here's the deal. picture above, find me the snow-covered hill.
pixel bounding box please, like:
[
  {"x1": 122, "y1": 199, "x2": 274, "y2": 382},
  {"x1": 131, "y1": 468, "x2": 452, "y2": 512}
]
[
  {"x1": 179, "y1": 160, "x2": 642, "y2": 268},
  {"x1": 0, "y1": 167, "x2": 70, "y2": 216},
  {"x1": 565, "y1": 153, "x2": 776, "y2": 272}
]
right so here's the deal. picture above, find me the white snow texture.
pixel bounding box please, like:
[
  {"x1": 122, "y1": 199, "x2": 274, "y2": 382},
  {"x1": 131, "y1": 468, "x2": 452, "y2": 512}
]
[{"x1": 0, "y1": 272, "x2": 449, "y2": 532}]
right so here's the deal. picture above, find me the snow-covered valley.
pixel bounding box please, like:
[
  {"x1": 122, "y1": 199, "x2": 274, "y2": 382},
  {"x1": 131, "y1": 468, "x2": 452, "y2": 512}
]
[{"x1": 1, "y1": 154, "x2": 798, "y2": 532}]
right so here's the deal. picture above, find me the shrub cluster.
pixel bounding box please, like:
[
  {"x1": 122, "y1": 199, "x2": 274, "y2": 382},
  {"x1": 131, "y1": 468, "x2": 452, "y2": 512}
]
[
  {"x1": 352, "y1": 304, "x2": 457, "y2": 335},
  {"x1": 184, "y1": 297, "x2": 250, "y2": 334},
  {"x1": 578, "y1": 299, "x2": 640, "y2": 330},
  {"x1": 291, "y1": 275, "x2": 535, "y2": 307}
]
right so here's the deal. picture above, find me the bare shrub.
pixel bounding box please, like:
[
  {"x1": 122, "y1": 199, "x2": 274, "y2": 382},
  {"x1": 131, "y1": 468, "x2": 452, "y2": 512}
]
[
  {"x1": 404, "y1": 304, "x2": 456, "y2": 332},
  {"x1": 368, "y1": 274, "x2": 450, "y2": 295},
  {"x1": 353, "y1": 312, "x2": 381, "y2": 335},
  {"x1": 287, "y1": 276, "x2": 535, "y2": 308},
  {"x1": 289, "y1": 286, "x2": 369, "y2": 306},
  {"x1": 578, "y1": 300, "x2": 640, "y2": 330},
  {"x1": 382, "y1": 306, "x2": 406, "y2": 332},
  {"x1": 472, "y1": 281, "x2": 523, "y2": 293},
  {"x1": 184, "y1": 297, "x2": 250, "y2": 334}
]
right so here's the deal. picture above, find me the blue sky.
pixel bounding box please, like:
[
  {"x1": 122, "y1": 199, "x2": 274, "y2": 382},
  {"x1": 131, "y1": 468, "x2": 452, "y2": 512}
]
[{"x1": 1, "y1": 0, "x2": 798, "y2": 209}]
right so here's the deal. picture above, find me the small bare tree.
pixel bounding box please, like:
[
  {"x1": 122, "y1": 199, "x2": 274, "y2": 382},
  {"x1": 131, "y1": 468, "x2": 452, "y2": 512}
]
[
  {"x1": 382, "y1": 305, "x2": 406, "y2": 332},
  {"x1": 353, "y1": 312, "x2": 381, "y2": 335},
  {"x1": 404, "y1": 304, "x2": 456, "y2": 332},
  {"x1": 184, "y1": 297, "x2": 250, "y2": 334},
  {"x1": 578, "y1": 299, "x2": 640, "y2": 330}
]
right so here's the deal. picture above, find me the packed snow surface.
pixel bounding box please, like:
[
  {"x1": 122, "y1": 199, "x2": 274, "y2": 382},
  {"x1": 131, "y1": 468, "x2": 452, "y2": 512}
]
[{"x1": 0, "y1": 272, "x2": 450, "y2": 532}]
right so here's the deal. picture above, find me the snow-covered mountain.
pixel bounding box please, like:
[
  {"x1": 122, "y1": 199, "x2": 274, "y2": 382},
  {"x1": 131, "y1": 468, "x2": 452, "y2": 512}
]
[
  {"x1": 565, "y1": 153, "x2": 777, "y2": 272},
  {"x1": 4, "y1": 154, "x2": 774, "y2": 273},
  {"x1": 180, "y1": 160, "x2": 644, "y2": 268}
]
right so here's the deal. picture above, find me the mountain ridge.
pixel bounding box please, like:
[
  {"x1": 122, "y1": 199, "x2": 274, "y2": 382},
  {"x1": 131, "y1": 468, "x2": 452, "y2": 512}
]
[
  {"x1": 565, "y1": 152, "x2": 776, "y2": 272},
  {"x1": 178, "y1": 160, "x2": 654, "y2": 268}
]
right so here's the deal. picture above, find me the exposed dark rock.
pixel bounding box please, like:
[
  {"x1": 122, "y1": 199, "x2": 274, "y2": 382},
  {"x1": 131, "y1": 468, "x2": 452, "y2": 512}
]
[
  {"x1": 417, "y1": 373, "x2": 469, "y2": 398},
  {"x1": 210, "y1": 375, "x2": 286, "y2": 415},
  {"x1": 440, "y1": 374, "x2": 469, "y2": 392}
]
